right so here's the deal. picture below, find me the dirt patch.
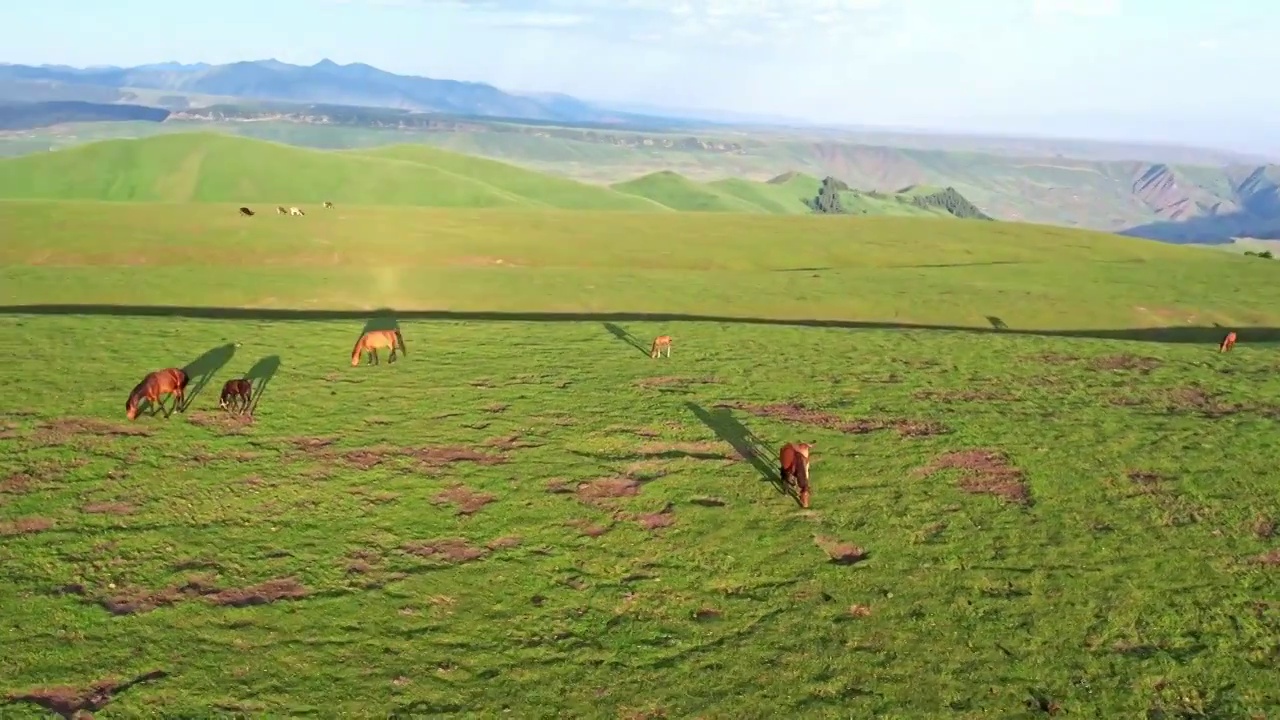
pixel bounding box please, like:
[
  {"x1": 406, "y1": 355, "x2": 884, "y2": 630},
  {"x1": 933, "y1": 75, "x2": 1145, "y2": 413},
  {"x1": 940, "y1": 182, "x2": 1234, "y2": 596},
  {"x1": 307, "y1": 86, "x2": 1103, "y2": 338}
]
[
  {"x1": 1125, "y1": 470, "x2": 1166, "y2": 495},
  {"x1": 0, "y1": 516, "x2": 55, "y2": 536},
  {"x1": 402, "y1": 537, "x2": 489, "y2": 564},
  {"x1": 1032, "y1": 352, "x2": 1079, "y2": 365},
  {"x1": 1160, "y1": 387, "x2": 1245, "y2": 418},
  {"x1": 848, "y1": 604, "x2": 872, "y2": 618},
  {"x1": 1089, "y1": 354, "x2": 1162, "y2": 373},
  {"x1": 1, "y1": 472, "x2": 36, "y2": 495},
  {"x1": 287, "y1": 436, "x2": 338, "y2": 453},
  {"x1": 31, "y1": 417, "x2": 153, "y2": 446},
  {"x1": 1249, "y1": 548, "x2": 1280, "y2": 567},
  {"x1": 483, "y1": 402, "x2": 509, "y2": 414},
  {"x1": 186, "y1": 411, "x2": 254, "y2": 434},
  {"x1": 814, "y1": 536, "x2": 869, "y2": 565},
  {"x1": 920, "y1": 449, "x2": 1031, "y2": 506},
  {"x1": 914, "y1": 388, "x2": 1017, "y2": 403},
  {"x1": 98, "y1": 575, "x2": 221, "y2": 615},
  {"x1": 486, "y1": 535, "x2": 522, "y2": 550},
  {"x1": 545, "y1": 479, "x2": 576, "y2": 494},
  {"x1": 338, "y1": 447, "x2": 399, "y2": 470},
  {"x1": 690, "y1": 496, "x2": 727, "y2": 507},
  {"x1": 483, "y1": 434, "x2": 542, "y2": 451},
  {"x1": 576, "y1": 477, "x2": 641, "y2": 505},
  {"x1": 724, "y1": 401, "x2": 949, "y2": 437},
  {"x1": 431, "y1": 484, "x2": 498, "y2": 515},
  {"x1": 692, "y1": 607, "x2": 722, "y2": 621},
  {"x1": 0, "y1": 420, "x2": 21, "y2": 440},
  {"x1": 206, "y1": 577, "x2": 309, "y2": 608},
  {"x1": 81, "y1": 502, "x2": 137, "y2": 515},
  {"x1": 1253, "y1": 515, "x2": 1276, "y2": 540},
  {"x1": 634, "y1": 376, "x2": 721, "y2": 389},
  {"x1": 5, "y1": 669, "x2": 169, "y2": 720},
  {"x1": 566, "y1": 519, "x2": 612, "y2": 537}
]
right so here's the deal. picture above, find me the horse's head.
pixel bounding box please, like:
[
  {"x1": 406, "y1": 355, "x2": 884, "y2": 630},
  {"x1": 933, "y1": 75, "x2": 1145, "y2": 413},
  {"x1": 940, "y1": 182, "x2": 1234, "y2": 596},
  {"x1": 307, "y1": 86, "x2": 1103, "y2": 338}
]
[{"x1": 125, "y1": 396, "x2": 139, "y2": 421}]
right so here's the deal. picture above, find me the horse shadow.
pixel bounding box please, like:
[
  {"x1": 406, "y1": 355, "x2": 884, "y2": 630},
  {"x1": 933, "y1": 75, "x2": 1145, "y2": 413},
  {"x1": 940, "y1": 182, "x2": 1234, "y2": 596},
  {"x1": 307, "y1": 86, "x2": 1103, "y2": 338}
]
[
  {"x1": 602, "y1": 322, "x2": 649, "y2": 356},
  {"x1": 685, "y1": 401, "x2": 783, "y2": 494},
  {"x1": 986, "y1": 315, "x2": 1009, "y2": 330},
  {"x1": 180, "y1": 343, "x2": 237, "y2": 411},
  {"x1": 245, "y1": 355, "x2": 282, "y2": 414}
]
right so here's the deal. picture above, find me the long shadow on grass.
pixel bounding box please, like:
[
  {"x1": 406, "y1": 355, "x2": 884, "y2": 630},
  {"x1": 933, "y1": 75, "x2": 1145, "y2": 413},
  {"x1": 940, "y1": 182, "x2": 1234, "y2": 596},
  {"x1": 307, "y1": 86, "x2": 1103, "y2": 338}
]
[
  {"x1": 602, "y1": 322, "x2": 650, "y2": 356},
  {"x1": 686, "y1": 402, "x2": 784, "y2": 494},
  {"x1": 245, "y1": 355, "x2": 281, "y2": 414},
  {"x1": 2, "y1": 304, "x2": 1277, "y2": 346},
  {"x1": 180, "y1": 343, "x2": 237, "y2": 411}
]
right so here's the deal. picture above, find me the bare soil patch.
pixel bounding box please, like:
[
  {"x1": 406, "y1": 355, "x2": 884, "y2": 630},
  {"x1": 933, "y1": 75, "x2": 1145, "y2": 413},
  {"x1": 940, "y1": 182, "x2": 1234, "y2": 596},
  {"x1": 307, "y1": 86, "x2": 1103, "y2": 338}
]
[
  {"x1": 483, "y1": 402, "x2": 509, "y2": 414},
  {"x1": 483, "y1": 434, "x2": 542, "y2": 451},
  {"x1": 566, "y1": 519, "x2": 612, "y2": 537},
  {"x1": 402, "y1": 537, "x2": 489, "y2": 564},
  {"x1": 723, "y1": 401, "x2": 948, "y2": 437},
  {"x1": 287, "y1": 436, "x2": 338, "y2": 452},
  {"x1": 486, "y1": 535, "x2": 522, "y2": 550},
  {"x1": 1253, "y1": 515, "x2": 1276, "y2": 540},
  {"x1": 814, "y1": 536, "x2": 869, "y2": 565},
  {"x1": 1250, "y1": 548, "x2": 1280, "y2": 567},
  {"x1": 848, "y1": 604, "x2": 872, "y2": 618},
  {"x1": 186, "y1": 411, "x2": 254, "y2": 435},
  {"x1": 1, "y1": 472, "x2": 35, "y2": 495},
  {"x1": 97, "y1": 575, "x2": 221, "y2": 615},
  {"x1": 1125, "y1": 470, "x2": 1166, "y2": 495},
  {"x1": 545, "y1": 478, "x2": 576, "y2": 494},
  {"x1": 31, "y1": 417, "x2": 153, "y2": 446},
  {"x1": 5, "y1": 669, "x2": 168, "y2": 720},
  {"x1": 920, "y1": 449, "x2": 1031, "y2": 506},
  {"x1": 81, "y1": 501, "x2": 137, "y2": 515},
  {"x1": 634, "y1": 376, "x2": 721, "y2": 389},
  {"x1": 576, "y1": 477, "x2": 642, "y2": 507},
  {"x1": 207, "y1": 577, "x2": 310, "y2": 607},
  {"x1": 1160, "y1": 387, "x2": 1245, "y2": 418},
  {"x1": 0, "y1": 420, "x2": 21, "y2": 440},
  {"x1": 0, "y1": 516, "x2": 55, "y2": 536},
  {"x1": 690, "y1": 496, "x2": 727, "y2": 507},
  {"x1": 693, "y1": 607, "x2": 722, "y2": 621},
  {"x1": 914, "y1": 387, "x2": 1018, "y2": 403},
  {"x1": 431, "y1": 484, "x2": 497, "y2": 515},
  {"x1": 1088, "y1": 354, "x2": 1162, "y2": 373},
  {"x1": 638, "y1": 440, "x2": 736, "y2": 460},
  {"x1": 1032, "y1": 352, "x2": 1080, "y2": 365}
]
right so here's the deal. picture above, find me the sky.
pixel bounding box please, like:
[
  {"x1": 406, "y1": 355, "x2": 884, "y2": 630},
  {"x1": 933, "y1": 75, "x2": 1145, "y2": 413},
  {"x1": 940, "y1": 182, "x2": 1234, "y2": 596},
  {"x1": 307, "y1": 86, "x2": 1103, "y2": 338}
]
[{"x1": 3, "y1": 0, "x2": 1277, "y2": 152}]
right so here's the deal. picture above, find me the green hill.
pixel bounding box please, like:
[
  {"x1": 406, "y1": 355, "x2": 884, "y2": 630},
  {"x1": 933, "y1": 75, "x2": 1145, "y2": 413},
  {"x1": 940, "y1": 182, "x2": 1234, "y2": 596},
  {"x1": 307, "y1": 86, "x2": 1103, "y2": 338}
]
[
  {"x1": 609, "y1": 171, "x2": 766, "y2": 213},
  {"x1": 0, "y1": 132, "x2": 662, "y2": 210}
]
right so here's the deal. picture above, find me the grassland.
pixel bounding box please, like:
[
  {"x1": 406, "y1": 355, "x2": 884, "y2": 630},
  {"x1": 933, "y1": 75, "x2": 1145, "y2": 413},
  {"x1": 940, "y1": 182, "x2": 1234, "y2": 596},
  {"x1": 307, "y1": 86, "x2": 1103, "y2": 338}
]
[
  {"x1": 0, "y1": 133, "x2": 977, "y2": 218},
  {"x1": 1, "y1": 197, "x2": 1279, "y2": 717}
]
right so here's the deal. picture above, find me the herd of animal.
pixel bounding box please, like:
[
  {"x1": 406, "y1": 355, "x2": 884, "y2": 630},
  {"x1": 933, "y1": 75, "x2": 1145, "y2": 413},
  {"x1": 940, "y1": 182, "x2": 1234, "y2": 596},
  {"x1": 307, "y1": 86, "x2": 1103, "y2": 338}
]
[
  {"x1": 123, "y1": 326, "x2": 815, "y2": 507},
  {"x1": 237, "y1": 201, "x2": 334, "y2": 217}
]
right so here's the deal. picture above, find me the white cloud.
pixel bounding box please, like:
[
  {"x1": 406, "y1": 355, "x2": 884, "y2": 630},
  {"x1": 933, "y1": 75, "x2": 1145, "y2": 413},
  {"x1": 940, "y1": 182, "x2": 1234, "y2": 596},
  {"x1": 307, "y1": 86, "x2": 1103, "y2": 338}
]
[{"x1": 1030, "y1": 0, "x2": 1120, "y2": 18}]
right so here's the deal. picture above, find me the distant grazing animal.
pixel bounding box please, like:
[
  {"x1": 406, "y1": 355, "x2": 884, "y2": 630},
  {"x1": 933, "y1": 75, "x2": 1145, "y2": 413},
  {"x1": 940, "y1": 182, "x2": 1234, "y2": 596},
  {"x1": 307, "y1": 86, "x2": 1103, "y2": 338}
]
[
  {"x1": 779, "y1": 442, "x2": 813, "y2": 508},
  {"x1": 289, "y1": 206, "x2": 305, "y2": 216},
  {"x1": 323, "y1": 201, "x2": 334, "y2": 209},
  {"x1": 276, "y1": 206, "x2": 288, "y2": 215},
  {"x1": 125, "y1": 368, "x2": 190, "y2": 421},
  {"x1": 1219, "y1": 331, "x2": 1237, "y2": 352},
  {"x1": 219, "y1": 378, "x2": 253, "y2": 414},
  {"x1": 650, "y1": 335, "x2": 672, "y2": 359},
  {"x1": 239, "y1": 207, "x2": 255, "y2": 217},
  {"x1": 351, "y1": 329, "x2": 407, "y2": 366}
]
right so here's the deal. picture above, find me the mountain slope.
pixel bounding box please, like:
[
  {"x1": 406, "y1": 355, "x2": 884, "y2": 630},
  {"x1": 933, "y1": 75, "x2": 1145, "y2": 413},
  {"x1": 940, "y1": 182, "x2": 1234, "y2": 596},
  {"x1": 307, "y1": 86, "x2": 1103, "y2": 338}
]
[{"x1": 610, "y1": 172, "x2": 767, "y2": 213}]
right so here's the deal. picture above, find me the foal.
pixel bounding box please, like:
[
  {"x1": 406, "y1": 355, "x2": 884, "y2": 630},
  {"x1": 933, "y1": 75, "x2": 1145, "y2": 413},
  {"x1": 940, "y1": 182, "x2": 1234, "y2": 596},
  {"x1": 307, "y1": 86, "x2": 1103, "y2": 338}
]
[
  {"x1": 779, "y1": 442, "x2": 813, "y2": 508},
  {"x1": 219, "y1": 378, "x2": 253, "y2": 414}
]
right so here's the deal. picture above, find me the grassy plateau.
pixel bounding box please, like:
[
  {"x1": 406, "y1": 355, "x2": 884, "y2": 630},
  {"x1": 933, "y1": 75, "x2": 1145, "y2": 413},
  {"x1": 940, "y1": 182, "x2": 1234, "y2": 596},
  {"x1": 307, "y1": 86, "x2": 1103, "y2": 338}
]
[{"x1": 0, "y1": 137, "x2": 1279, "y2": 718}]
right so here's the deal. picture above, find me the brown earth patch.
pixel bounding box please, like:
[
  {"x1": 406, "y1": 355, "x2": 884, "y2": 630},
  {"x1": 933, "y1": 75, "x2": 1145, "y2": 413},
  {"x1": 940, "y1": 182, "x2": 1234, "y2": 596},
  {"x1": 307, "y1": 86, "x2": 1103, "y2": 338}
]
[
  {"x1": 566, "y1": 519, "x2": 612, "y2": 537},
  {"x1": 576, "y1": 478, "x2": 641, "y2": 506},
  {"x1": 693, "y1": 607, "x2": 722, "y2": 621},
  {"x1": 5, "y1": 669, "x2": 169, "y2": 720},
  {"x1": 919, "y1": 449, "x2": 1031, "y2": 506},
  {"x1": 638, "y1": 440, "x2": 735, "y2": 459},
  {"x1": 185, "y1": 411, "x2": 254, "y2": 434},
  {"x1": 402, "y1": 537, "x2": 489, "y2": 564},
  {"x1": 0, "y1": 516, "x2": 55, "y2": 536},
  {"x1": 483, "y1": 434, "x2": 542, "y2": 451},
  {"x1": 1032, "y1": 352, "x2": 1080, "y2": 365},
  {"x1": 409, "y1": 446, "x2": 508, "y2": 468},
  {"x1": 1, "y1": 472, "x2": 35, "y2": 495},
  {"x1": 690, "y1": 496, "x2": 727, "y2": 507},
  {"x1": 287, "y1": 436, "x2": 338, "y2": 452},
  {"x1": 634, "y1": 376, "x2": 721, "y2": 389},
  {"x1": 31, "y1": 417, "x2": 153, "y2": 446},
  {"x1": 206, "y1": 577, "x2": 309, "y2": 607},
  {"x1": 1125, "y1": 470, "x2": 1166, "y2": 495},
  {"x1": 814, "y1": 536, "x2": 868, "y2": 565},
  {"x1": 81, "y1": 501, "x2": 137, "y2": 515},
  {"x1": 914, "y1": 388, "x2": 1017, "y2": 403},
  {"x1": 486, "y1": 535, "x2": 522, "y2": 550},
  {"x1": 1160, "y1": 387, "x2": 1245, "y2": 418},
  {"x1": 1088, "y1": 354, "x2": 1162, "y2": 373},
  {"x1": 0, "y1": 420, "x2": 21, "y2": 440},
  {"x1": 1251, "y1": 548, "x2": 1280, "y2": 567},
  {"x1": 98, "y1": 574, "x2": 221, "y2": 615},
  {"x1": 1253, "y1": 515, "x2": 1276, "y2": 540},
  {"x1": 483, "y1": 402, "x2": 509, "y2": 414},
  {"x1": 848, "y1": 604, "x2": 872, "y2": 618},
  {"x1": 723, "y1": 401, "x2": 948, "y2": 437},
  {"x1": 431, "y1": 484, "x2": 497, "y2": 515},
  {"x1": 623, "y1": 460, "x2": 673, "y2": 480},
  {"x1": 545, "y1": 479, "x2": 576, "y2": 494}
]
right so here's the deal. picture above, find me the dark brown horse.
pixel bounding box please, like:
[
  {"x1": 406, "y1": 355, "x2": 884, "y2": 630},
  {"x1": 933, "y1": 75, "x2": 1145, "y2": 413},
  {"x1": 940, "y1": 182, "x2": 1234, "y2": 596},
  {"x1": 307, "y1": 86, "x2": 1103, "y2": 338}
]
[
  {"x1": 219, "y1": 378, "x2": 253, "y2": 414},
  {"x1": 239, "y1": 207, "x2": 255, "y2": 217},
  {"x1": 125, "y1": 368, "x2": 190, "y2": 420},
  {"x1": 1219, "y1": 331, "x2": 1237, "y2": 352},
  {"x1": 351, "y1": 329, "x2": 406, "y2": 366},
  {"x1": 779, "y1": 442, "x2": 813, "y2": 508}
]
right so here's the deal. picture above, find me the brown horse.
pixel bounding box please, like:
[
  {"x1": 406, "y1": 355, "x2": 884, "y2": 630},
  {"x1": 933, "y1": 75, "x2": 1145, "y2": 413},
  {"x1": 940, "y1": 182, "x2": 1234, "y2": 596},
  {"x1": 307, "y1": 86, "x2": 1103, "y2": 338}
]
[
  {"x1": 351, "y1": 329, "x2": 407, "y2": 366},
  {"x1": 323, "y1": 201, "x2": 334, "y2": 209},
  {"x1": 219, "y1": 378, "x2": 253, "y2": 414},
  {"x1": 1219, "y1": 331, "x2": 1237, "y2": 352},
  {"x1": 779, "y1": 442, "x2": 813, "y2": 508},
  {"x1": 239, "y1": 206, "x2": 255, "y2": 217},
  {"x1": 650, "y1": 335, "x2": 672, "y2": 359},
  {"x1": 125, "y1": 368, "x2": 190, "y2": 420}
]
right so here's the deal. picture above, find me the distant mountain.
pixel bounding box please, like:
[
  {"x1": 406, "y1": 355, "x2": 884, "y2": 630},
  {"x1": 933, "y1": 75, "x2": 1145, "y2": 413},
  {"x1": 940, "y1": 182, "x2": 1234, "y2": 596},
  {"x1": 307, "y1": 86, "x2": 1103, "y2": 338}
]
[
  {"x1": 0, "y1": 101, "x2": 169, "y2": 130},
  {"x1": 0, "y1": 59, "x2": 678, "y2": 125},
  {"x1": 1119, "y1": 164, "x2": 1280, "y2": 243}
]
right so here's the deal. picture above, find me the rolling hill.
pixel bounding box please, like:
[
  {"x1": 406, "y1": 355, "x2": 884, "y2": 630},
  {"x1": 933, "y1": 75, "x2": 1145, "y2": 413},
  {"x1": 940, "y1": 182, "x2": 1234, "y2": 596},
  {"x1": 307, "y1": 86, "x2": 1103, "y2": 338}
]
[{"x1": 0, "y1": 133, "x2": 987, "y2": 220}]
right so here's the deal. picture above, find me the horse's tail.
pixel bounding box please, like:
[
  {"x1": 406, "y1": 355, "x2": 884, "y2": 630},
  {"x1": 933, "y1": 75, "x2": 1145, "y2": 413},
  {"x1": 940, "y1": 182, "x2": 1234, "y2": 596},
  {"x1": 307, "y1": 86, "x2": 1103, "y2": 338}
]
[
  {"x1": 395, "y1": 329, "x2": 406, "y2": 356},
  {"x1": 177, "y1": 368, "x2": 191, "y2": 391}
]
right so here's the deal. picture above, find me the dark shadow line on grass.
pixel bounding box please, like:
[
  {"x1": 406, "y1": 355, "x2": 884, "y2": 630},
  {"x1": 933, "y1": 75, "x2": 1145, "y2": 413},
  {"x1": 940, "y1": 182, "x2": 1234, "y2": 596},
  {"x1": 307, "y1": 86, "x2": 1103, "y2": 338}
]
[
  {"x1": 180, "y1": 343, "x2": 237, "y2": 411},
  {"x1": 2, "y1": 304, "x2": 1276, "y2": 346},
  {"x1": 685, "y1": 402, "x2": 783, "y2": 495},
  {"x1": 602, "y1": 322, "x2": 650, "y2": 356},
  {"x1": 245, "y1": 355, "x2": 281, "y2": 415}
]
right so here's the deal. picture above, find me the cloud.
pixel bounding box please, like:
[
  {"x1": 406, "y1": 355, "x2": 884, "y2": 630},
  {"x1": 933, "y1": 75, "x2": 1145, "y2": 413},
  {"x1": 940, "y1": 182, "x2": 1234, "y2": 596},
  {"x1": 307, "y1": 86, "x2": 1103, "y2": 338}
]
[{"x1": 1030, "y1": 0, "x2": 1120, "y2": 18}]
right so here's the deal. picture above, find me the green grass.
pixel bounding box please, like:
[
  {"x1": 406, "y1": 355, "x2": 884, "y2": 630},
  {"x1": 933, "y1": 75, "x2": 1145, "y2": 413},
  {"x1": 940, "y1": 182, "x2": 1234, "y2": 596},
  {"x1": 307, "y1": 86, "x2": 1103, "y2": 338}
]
[{"x1": 2, "y1": 200, "x2": 1280, "y2": 718}]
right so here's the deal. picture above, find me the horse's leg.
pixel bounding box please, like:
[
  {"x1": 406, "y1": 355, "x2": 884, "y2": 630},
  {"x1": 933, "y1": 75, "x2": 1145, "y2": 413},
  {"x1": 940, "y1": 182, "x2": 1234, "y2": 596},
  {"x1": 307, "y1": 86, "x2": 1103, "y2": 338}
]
[
  {"x1": 371, "y1": 348, "x2": 379, "y2": 366},
  {"x1": 389, "y1": 343, "x2": 397, "y2": 364}
]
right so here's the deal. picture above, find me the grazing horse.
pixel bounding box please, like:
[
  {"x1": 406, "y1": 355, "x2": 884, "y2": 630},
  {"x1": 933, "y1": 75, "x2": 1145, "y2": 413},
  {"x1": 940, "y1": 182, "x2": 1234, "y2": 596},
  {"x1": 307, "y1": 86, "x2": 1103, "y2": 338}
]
[
  {"x1": 276, "y1": 206, "x2": 288, "y2": 215},
  {"x1": 239, "y1": 206, "x2": 255, "y2": 217},
  {"x1": 650, "y1": 335, "x2": 672, "y2": 359},
  {"x1": 289, "y1": 206, "x2": 305, "y2": 216},
  {"x1": 350, "y1": 329, "x2": 407, "y2": 366},
  {"x1": 125, "y1": 368, "x2": 190, "y2": 421},
  {"x1": 219, "y1": 378, "x2": 253, "y2": 414},
  {"x1": 779, "y1": 442, "x2": 813, "y2": 508},
  {"x1": 323, "y1": 201, "x2": 334, "y2": 209},
  {"x1": 1219, "y1": 331, "x2": 1237, "y2": 353}
]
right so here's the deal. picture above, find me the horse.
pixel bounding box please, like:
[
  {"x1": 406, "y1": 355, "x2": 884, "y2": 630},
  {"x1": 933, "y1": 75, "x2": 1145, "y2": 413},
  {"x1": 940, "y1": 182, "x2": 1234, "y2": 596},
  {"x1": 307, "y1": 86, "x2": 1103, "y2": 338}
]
[
  {"x1": 650, "y1": 335, "x2": 672, "y2": 359},
  {"x1": 779, "y1": 442, "x2": 813, "y2": 508},
  {"x1": 239, "y1": 207, "x2": 255, "y2": 217},
  {"x1": 1219, "y1": 331, "x2": 1237, "y2": 353},
  {"x1": 219, "y1": 378, "x2": 253, "y2": 414},
  {"x1": 125, "y1": 368, "x2": 190, "y2": 421},
  {"x1": 350, "y1": 329, "x2": 407, "y2": 366},
  {"x1": 289, "y1": 206, "x2": 305, "y2": 216},
  {"x1": 323, "y1": 201, "x2": 334, "y2": 209},
  {"x1": 276, "y1": 206, "x2": 288, "y2": 215}
]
